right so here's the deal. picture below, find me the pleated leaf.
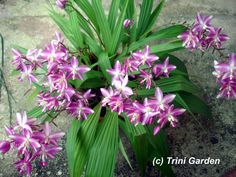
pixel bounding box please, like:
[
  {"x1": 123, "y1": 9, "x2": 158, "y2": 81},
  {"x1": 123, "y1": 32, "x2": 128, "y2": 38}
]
[
  {"x1": 175, "y1": 92, "x2": 212, "y2": 118},
  {"x1": 86, "y1": 110, "x2": 119, "y2": 177},
  {"x1": 72, "y1": 104, "x2": 102, "y2": 177},
  {"x1": 141, "y1": 0, "x2": 165, "y2": 37},
  {"x1": 137, "y1": 0, "x2": 154, "y2": 37},
  {"x1": 137, "y1": 75, "x2": 199, "y2": 96},
  {"x1": 119, "y1": 138, "x2": 133, "y2": 170},
  {"x1": 108, "y1": 0, "x2": 120, "y2": 31},
  {"x1": 74, "y1": 0, "x2": 99, "y2": 31},
  {"x1": 145, "y1": 126, "x2": 174, "y2": 177},
  {"x1": 109, "y1": 0, "x2": 129, "y2": 55},
  {"x1": 123, "y1": 115, "x2": 148, "y2": 176},
  {"x1": 66, "y1": 120, "x2": 81, "y2": 177},
  {"x1": 92, "y1": 0, "x2": 112, "y2": 51},
  {"x1": 98, "y1": 52, "x2": 112, "y2": 83},
  {"x1": 151, "y1": 40, "x2": 184, "y2": 55}
]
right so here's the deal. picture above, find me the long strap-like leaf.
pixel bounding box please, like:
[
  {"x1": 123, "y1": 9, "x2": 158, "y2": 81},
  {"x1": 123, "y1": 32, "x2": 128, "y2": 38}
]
[{"x1": 86, "y1": 109, "x2": 119, "y2": 177}]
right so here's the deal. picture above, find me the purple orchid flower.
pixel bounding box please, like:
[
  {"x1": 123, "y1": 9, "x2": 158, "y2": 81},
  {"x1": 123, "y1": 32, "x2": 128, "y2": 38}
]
[
  {"x1": 133, "y1": 98, "x2": 159, "y2": 125},
  {"x1": 33, "y1": 122, "x2": 65, "y2": 145},
  {"x1": 132, "y1": 45, "x2": 159, "y2": 67},
  {"x1": 107, "y1": 61, "x2": 126, "y2": 82},
  {"x1": 192, "y1": 13, "x2": 213, "y2": 32},
  {"x1": 123, "y1": 57, "x2": 139, "y2": 73},
  {"x1": 59, "y1": 86, "x2": 76, "y2": 102},
  {"x1": 26, "y1": 49, "x2": 44, "y2": 68},
  {"x1": 217, "y1": 80, "x2": 236, "y2": 99},
  {"x1": 213, "y1": 53, "x2": 236, "y2": 81},
  {"x1": 15, "y1": 151, "x2": 35, "y2": 177},
  {"x1": 12, "y1": 48, "x2": 24, "y2": 70},
  {"x1": 0, "y1": 140, "x2": 11, "y2": 154},
  {"x1": 13, "y1": 112, "x2": 33, "y2": 133},
  {"x1": 37, "y1": 144, "x2": 62, "y2": 166},
  {"x1": 100, "y1": 87, "x2": 116, "y2": 106},
  {"x1": 125, "y1": 103, "x2": 142, "y2": 125},
  {"x1": 113, "y1": 75, "x2": 133, "y2": 97},
  {"x1": 38, "y1": 92, "x2": 59, "y2": 112},
  {"x1": 109, "y1": 95, "x2": 125, "y2": 115},
  {"x1": 77, "y1": 89, "x2": 95, "y2": 105},
  {"x1": 206, "y1": 27, "x2": 229, "y2": 49},
  {"x1": 139, "y1": 69, "x2": 153, "y2": 89},
  {"x1": 154, "y1": 105, "x2": 185, "y2": 135},
  {"x1": 19, "y1": 64, "x2": 38, "y2": 84},
  {"x1": 178, "y1": 29, "x2": 199, "y2": 50},
  {"x1": 61, "y1": 56, "x2": 90, "y2": 80},
  {"x1": 9, "y1": 131, "x2": 41, "y2": 154},
  {"x1": 150, "y1": 87, "x2": 176, "y2": 111},
  {"x1": 41, "y1": 43, "x2": 65, "y2": 72},
  {"x1": 153, "y1": 57, "x2": 176, "y2": 77},
  {"x1": 52, "y1": 32, "x2": 64, "y2": 46},
  {"x1": 48, "y1": 72, "x2": 68, "y2": 94},
  {"x1": 67, "y1": 101, "x2": 94, "y2": 120}
]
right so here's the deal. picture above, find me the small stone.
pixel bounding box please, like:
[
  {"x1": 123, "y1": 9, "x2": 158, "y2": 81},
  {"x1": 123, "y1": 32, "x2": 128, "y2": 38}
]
[
  {"x1": 210, "y1": 137, "x2": 218, "y2": 144},
  {"x1": 57, "y1": 170, "x2": 62, "y2": 176},
  {"x1": 47, "y1": 171, "x2": 51, "y2": 175},
  {"x1": 35, "y1": 173, "x2": 38, "y2": 176}
]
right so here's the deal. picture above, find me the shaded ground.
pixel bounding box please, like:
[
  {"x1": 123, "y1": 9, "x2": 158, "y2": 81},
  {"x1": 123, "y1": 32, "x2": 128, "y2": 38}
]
[{"x1": 0, "y1": 0, "x2": 236, "y2": 177}]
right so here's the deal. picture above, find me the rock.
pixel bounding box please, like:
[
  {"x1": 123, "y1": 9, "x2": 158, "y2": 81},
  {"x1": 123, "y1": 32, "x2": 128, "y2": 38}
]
[
  {"x1": 210, "y1": 137, "x2": 219, "y2": 144},
  {"x1": 57, "y1": 170, "x2": 62, "y2": 176}
]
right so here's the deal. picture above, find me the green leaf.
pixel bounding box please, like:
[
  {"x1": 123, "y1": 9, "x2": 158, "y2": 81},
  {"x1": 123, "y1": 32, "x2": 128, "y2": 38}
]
[
  {"x1": 98, "y1": 52, "x2": 111, "y2": 83},
  {"x1": 151, "y1": 40, "x2": 184, "y2": 56},
  {"x1": 73, "y1": 104, "x2": 102, "y2": 177},
  {"x1": 92, "y1": 0, "x2": 112, "y2": 50},
  {"x1": 70, "y1": 70, "x2": 104, "y2": 88},
  {"x1": 108, "y1": 0, "x2": 120, "y2": 31},
  {"x1": 145, "y1": 126, "x2": 169, "y2": 157},
  {"x1": 123, "y1": 115, "x2": 148, "y2": 176},
  {"x1": 84, "y1": 35, "x2": 102, "y2": 56},
  {"x1": 117, "y1": 25, "x2": 187, "y2": 61},
  {"x1": 126, "y1": 0, "x2": 135, "y2": 19},
  {"x1": 109, "y1": 0, "x2": 129, "y2": 55},
  {"x1": 151, "y1": 25, "x2": 187, "y2": 40},
  {"x1": 80, "y1": 78, "x2": 106, "y2": 88},
  {"x1": 66, "y1": 120, "x2": 81, "y2": 177},
  {"x1": 119, "y1": 138, "x2": 133, "y2": 170},
  {"x1": 176, "y1": 92, "x2": 212, "y2": 118},
  {"x1": 27, "y1": 107, "x2": 46, "y2": 118},
  {"x1": 137, "y1": 0, "x2": 154, "y2": 37},
  {"x1": 146, "y1": 126, "x2": 174, "y2": 177},
  {"x1": 11, "y1": 45, "x2": 27, "y2": 54},
  {"x1": 162, "y1": 54, "x2": 188, "y2": 73},
  {"x1": 86, "y1": 110, "x2": 119, "y2": 177},
  {"x1": 141, "y1": 0, "x2": 165, "y2": 37},
  {"x1": 74, "y1": 0, "x2": 99, "y2": 31},
  {"x1": 49, "y1": 10, "x2": 79, "y2": 49},
  {"x1": 69, "y1": 11, "x2": 84, "y2": 48},
  {"x1": 137, "y1": 75, "x2": 199, "y2": 96}
]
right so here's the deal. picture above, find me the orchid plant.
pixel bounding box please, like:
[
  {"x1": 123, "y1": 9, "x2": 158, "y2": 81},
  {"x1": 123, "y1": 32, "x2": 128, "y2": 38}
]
[{"x1": 1, "y1": 0, "x2": 234, "y2": 177}]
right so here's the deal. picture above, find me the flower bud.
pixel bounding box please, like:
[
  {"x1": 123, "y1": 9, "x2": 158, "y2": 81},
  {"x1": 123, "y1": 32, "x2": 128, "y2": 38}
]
[
  {"x1": 0, "y1": 140, "x2": 11, "y2": 154},
  {"x1": 123, "y1": 19, "x2": 133, "y2": 28}
]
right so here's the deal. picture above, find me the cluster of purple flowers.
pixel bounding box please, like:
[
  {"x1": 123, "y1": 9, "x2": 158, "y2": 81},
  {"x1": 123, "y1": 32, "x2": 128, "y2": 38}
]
[
  {"x1": 213, "y1": 53, "x2": 236, "y2": 99},
  {"x1": 101, "y1": 46, "x2": 185, "y2": 135},
  {"x1": 178, "y1": 13, "x2": 229, "y2": 51},
  {"x1": 0, "y1": 112, "x2": 64, "y2": 177},
  {"x1": 178, "y1": 13, "x2": 236, "y2": 99},
  {"x1": 12, "y1": 33, "x2": 95, "y2": 120}
]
